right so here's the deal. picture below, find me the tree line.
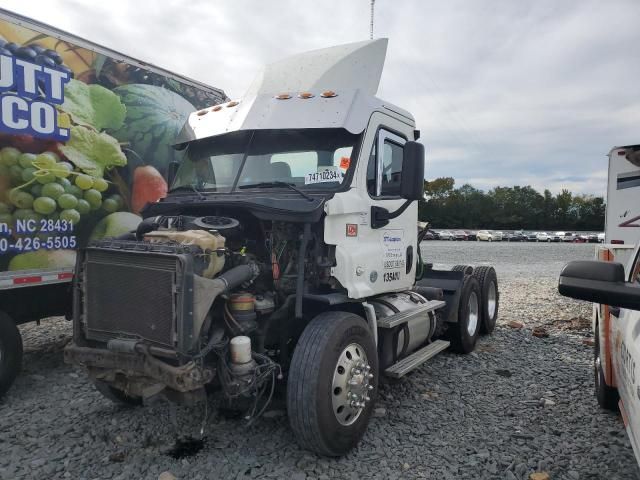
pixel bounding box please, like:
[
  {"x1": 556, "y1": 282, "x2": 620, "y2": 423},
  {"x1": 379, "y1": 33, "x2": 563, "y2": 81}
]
[{"x1": 418, "y1": 177, "x2": 605, "y2": 231}]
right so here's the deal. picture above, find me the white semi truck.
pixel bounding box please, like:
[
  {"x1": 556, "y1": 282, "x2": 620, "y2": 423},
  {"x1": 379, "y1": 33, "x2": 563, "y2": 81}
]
[
  {"x1": 64, "y1": 39, "x2": 500, "y2": 456},
  {"x1": 0, "y1": 8, "x2": 226, "y2": 396}
]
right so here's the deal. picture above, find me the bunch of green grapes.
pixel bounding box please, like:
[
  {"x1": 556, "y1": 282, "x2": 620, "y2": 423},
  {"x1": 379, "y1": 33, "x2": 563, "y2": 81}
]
[{"x1": 0, "y1": 146, "x2": 123, "y2": 230}]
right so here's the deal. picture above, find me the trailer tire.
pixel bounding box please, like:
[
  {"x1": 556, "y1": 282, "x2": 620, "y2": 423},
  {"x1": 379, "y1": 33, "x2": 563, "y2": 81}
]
[
  {"x1": 472, "y1": 266, "x2": 499, "y2": 334},
  {"x1": 287, "y1": 311, "x2": 378, "y2": 456},
  {"x1": 594, "y1": 329, "x2": 618, "y2": 411},
  {"x1": 449, "y1": 275, "x2": 482, "y2": 354},
  {"x1": 452, "y1": 265, "x2": 473, "y2": 275},
  {"x1": 0, "y1": 312, "x2": 22, "y2": 397},
  {"x1": 93, "y1": 380, "x2": 142, "y2": 407}
]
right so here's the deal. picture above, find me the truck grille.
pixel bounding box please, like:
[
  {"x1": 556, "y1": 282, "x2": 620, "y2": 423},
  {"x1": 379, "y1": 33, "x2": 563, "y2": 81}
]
[{"x1": 81, "y1": 249, "x2": 193, "y2": 351}]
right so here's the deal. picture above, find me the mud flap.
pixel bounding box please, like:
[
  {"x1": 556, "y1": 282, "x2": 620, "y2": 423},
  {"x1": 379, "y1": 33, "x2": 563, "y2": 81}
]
[{"x1": 415, "y1": 269, "x2": 464, "y2": 323}]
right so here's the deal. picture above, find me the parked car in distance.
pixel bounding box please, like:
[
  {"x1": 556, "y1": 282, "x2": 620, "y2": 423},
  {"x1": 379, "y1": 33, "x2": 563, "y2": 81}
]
[
  {"x1": 573, "y1": 234, "x2": 588, "y2": 243},
  {"x1": 506, "y1": 231, "x2": 526, "y2": 242},
  {"x1": 422, "y1": 229, "x2": 439, "y2": 241},
  {"x1": 561, "y1": 232, "x2": 575, "y2": 242},
  {"x1": 453, "y1": 230, "x2": 468, "y2": 241},
  {"x1": 439, "y1": 230, "x2": 454, "y2": 241},
  {"x1": 550, "y1": 232, "x2": 564, "y2": 242},
  {"x1": 536, "y1": 232, "x2": 551, "y2": 242},
  {"x1": 477, "y1": 230, "x2": 502, "y2": 242},
  {"x1": 598, "y1": 232, "x2": 605, "y2": 243},
  {"x1": 465, "y1": 230, "x2": 477, "y2": 241},
  {"x1": 526, "y1": 231, "x2": 538, "y2": 242},
  {"x1": 588, "y1": 233, "x2": 599, "y2": 243}
]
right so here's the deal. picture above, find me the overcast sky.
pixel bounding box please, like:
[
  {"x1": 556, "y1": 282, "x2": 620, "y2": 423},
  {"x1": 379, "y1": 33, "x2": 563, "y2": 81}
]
[{"x1": 4, "y1": 0, "x2": 639, "y2": 196}]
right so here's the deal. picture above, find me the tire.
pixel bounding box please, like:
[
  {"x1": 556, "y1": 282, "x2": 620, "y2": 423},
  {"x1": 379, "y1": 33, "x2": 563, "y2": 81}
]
[
  {"x1": 0, "y1": 312, "x2": 22, "y2": 397},
  {"x1": 93, "y1": 380, "x2": 142, "y2": 407},
  {"x1": 472, "y1": 266, "x2": 499, "y2": 334},
  {"x1": 488, "y1": 237, "x2": 492, "y2": 242},
  {"x1": 449, "y1": 275, "x2": 482, "y2": 354},
  {"x1": 594, "y1": 330, "x2": 618, "y2": 411},
  {"x1": 287, "y1": 311, "x2": 378, "y2": 456},
  {"x1": 452, "y1": 264, "x2": 473, "y2": 275}
]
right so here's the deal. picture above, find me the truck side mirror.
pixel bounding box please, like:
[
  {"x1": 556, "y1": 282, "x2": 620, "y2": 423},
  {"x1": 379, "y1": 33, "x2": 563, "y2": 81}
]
[
  {"x1": 167, "y1": 161, "x2": 179, "y2": 187},
  {"x1": 400, "y1": 141, "x2": 425, "y2": 201},
  {"x1": 558, "y1": 260, "x2": 640, "y2": 310}
]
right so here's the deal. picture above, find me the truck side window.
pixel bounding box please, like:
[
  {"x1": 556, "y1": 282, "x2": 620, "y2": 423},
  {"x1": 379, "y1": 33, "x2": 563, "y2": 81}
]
[
  {"x1": 367, "y1": 130, "x2": 406, "y2": 197},
  {"x1": 380, "y1": 140, "x2": 403, "y2": 196}
]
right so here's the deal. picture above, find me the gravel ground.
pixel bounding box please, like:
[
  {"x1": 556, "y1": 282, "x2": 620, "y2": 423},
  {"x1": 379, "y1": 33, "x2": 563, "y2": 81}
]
[{"x1": 1, "y1": 242, "x2": 639, "y2": 479}]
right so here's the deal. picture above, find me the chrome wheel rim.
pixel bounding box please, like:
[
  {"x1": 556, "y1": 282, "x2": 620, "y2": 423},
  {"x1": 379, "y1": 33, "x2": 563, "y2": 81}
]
[
  {"x1": 331, "y1": 343, "x2": 373, "y2": 426},
  {"x1": 487, "y1": 281, "x2": 497, "y2": 319},
  {"x1": 467, "y1": 291, "x2": 479, "y2": 336}
]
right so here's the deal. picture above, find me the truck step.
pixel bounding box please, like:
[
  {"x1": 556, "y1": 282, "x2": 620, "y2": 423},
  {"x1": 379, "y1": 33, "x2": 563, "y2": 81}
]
[
  {"x1": 376, "y1": 300, "x2": 445, "y2": 329},
  {"x1": 384, "y1": 340, "x2": 450, "y2": 378}
]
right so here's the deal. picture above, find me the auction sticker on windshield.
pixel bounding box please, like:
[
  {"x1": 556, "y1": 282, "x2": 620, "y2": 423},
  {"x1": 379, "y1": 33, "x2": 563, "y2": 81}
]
[{"x1": 304, "y1": 166, "x2": 344, "y2": 185}]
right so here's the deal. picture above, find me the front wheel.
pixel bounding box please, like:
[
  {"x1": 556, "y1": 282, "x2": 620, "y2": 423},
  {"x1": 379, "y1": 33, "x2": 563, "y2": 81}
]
[
  {"x1": 287, "y1": 311, "x2": 378, "y2": 456},
  {"x1": 449, "y1": 275, "x2": 482, "y2": 353},
  {"x1": 594, "y1": 331, "x2": 618, "y2": 411},
  {"x1": 0, "y1": 312, "x2": 22, "y2": 397}
]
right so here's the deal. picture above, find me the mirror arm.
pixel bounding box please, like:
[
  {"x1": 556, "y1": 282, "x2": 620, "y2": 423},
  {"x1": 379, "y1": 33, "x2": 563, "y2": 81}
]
[{"x1": 371, "y1": 200, "x2": 413, "y2": 229}]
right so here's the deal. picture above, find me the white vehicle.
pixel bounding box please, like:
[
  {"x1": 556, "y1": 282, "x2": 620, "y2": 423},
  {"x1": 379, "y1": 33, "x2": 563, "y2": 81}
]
[
  {"x1": 561, "y1": 232, "x2": 575, "y2": 242},
  {"x1": 476, "y1": 230, "x2": 502, "y2": 242},
  {"x1": 559, "y1": 244, "x2": 640, "y2": 464},
  {"x1": 64, "y1": 39, "x2": 500, "y2": 456},
  {"x1": 536, "y1": 232, "x2": 551, "y2": 242},
  {"x1": 438, "y1": 230, "x2": 454, "y2": 240},
  {"x1": 604, "y1": 145, "x2": 640, "y2": 246},
  {"x1": 559, "y1": 144, "x2": 640, "y2": 466}
]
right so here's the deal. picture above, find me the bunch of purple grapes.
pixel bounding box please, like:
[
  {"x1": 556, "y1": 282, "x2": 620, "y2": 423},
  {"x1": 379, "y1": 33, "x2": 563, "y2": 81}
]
[{"x1": 0, "y1": 37, "x2": 73, "y2": 78}]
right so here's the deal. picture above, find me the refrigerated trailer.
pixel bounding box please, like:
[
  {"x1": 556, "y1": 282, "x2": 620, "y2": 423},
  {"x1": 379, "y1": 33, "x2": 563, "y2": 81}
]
[{"x1": 0, "y1": 8, "x2": 226, "y2": 395}]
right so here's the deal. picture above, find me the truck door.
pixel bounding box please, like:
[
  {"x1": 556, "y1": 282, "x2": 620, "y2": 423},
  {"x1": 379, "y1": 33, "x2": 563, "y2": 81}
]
[
  {"x1": 324, "y1": 113, "x2": 417, "y2": 298},
  {"x1": 612, "y1": 246, "x2": 640, "y2": 460}
]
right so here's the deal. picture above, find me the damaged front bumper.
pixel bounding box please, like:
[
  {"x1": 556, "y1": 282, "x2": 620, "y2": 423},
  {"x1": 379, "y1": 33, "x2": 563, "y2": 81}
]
[{"x1": 64, "y1": 343, "x2": 214, "y2": 394}]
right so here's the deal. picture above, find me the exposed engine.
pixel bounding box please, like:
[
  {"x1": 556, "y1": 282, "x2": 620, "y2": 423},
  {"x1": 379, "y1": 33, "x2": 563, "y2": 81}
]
[{"x1": 67, "y1": 213, "x2": 311, "y2": 418}]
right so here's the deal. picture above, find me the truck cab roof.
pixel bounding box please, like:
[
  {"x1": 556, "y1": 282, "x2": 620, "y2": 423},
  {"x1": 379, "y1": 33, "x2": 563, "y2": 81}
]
[{"x1": 175, "y1": 39, "x2": 415, "y2": 147}]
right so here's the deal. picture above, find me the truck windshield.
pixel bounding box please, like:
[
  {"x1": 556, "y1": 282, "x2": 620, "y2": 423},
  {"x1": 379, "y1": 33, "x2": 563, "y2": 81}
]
[{"x1": 171, "y1": 128, "x2": 360, "y2": 193}]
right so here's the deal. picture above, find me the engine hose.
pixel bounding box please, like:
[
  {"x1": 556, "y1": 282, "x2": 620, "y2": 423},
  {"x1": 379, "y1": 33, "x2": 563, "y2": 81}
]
[
  {"x1": 217, "y1": 263, "x2": 259, "y2": 292},
  {"x1": 135, "y1": 216, "x2": 161, "y2": 240}
]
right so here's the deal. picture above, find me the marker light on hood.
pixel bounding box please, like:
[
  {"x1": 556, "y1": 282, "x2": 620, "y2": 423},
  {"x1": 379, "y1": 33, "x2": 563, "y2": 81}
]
[
  {"x1": 276, "y1": 93, "x2": 292, "y2": 100},
  {"x1": 321, "y1": 90, "x2": 337, "y2": 98}
]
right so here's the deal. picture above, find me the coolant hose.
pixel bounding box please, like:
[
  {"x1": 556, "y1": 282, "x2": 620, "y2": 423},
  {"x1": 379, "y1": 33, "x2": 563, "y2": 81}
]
[{"x1": 217, "y1": 263, "x2": 259, "y2": 292}]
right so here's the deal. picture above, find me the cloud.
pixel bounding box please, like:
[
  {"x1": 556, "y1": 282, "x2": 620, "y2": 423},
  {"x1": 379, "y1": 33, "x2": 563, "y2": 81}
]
[{"x1": 3, "y1": 0, "x2": 639, "y2": 196}]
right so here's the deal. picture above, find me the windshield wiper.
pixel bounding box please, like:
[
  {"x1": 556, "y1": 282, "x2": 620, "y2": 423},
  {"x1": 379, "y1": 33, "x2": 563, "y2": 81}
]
[
  {"x1": 168, "y1": 184, "x2": 205, "y2": 200},
  {"x1": 238, "y1": 181, "x2": 315, "y2": 201}
]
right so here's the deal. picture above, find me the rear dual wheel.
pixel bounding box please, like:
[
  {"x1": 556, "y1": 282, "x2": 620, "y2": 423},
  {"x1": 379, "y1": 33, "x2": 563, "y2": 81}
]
[
  {"x1": 473, "y1": 266, "x2": 499, "y2": 334},
  {"x1": 449, "y1": 275, "x2": 482, "y2": 353}
]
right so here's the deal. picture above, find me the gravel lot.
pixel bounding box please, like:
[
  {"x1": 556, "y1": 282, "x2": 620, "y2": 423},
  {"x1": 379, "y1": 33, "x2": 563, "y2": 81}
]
[{"x1": 1, "y1": 242, "x2": 639, "y2": 479}]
